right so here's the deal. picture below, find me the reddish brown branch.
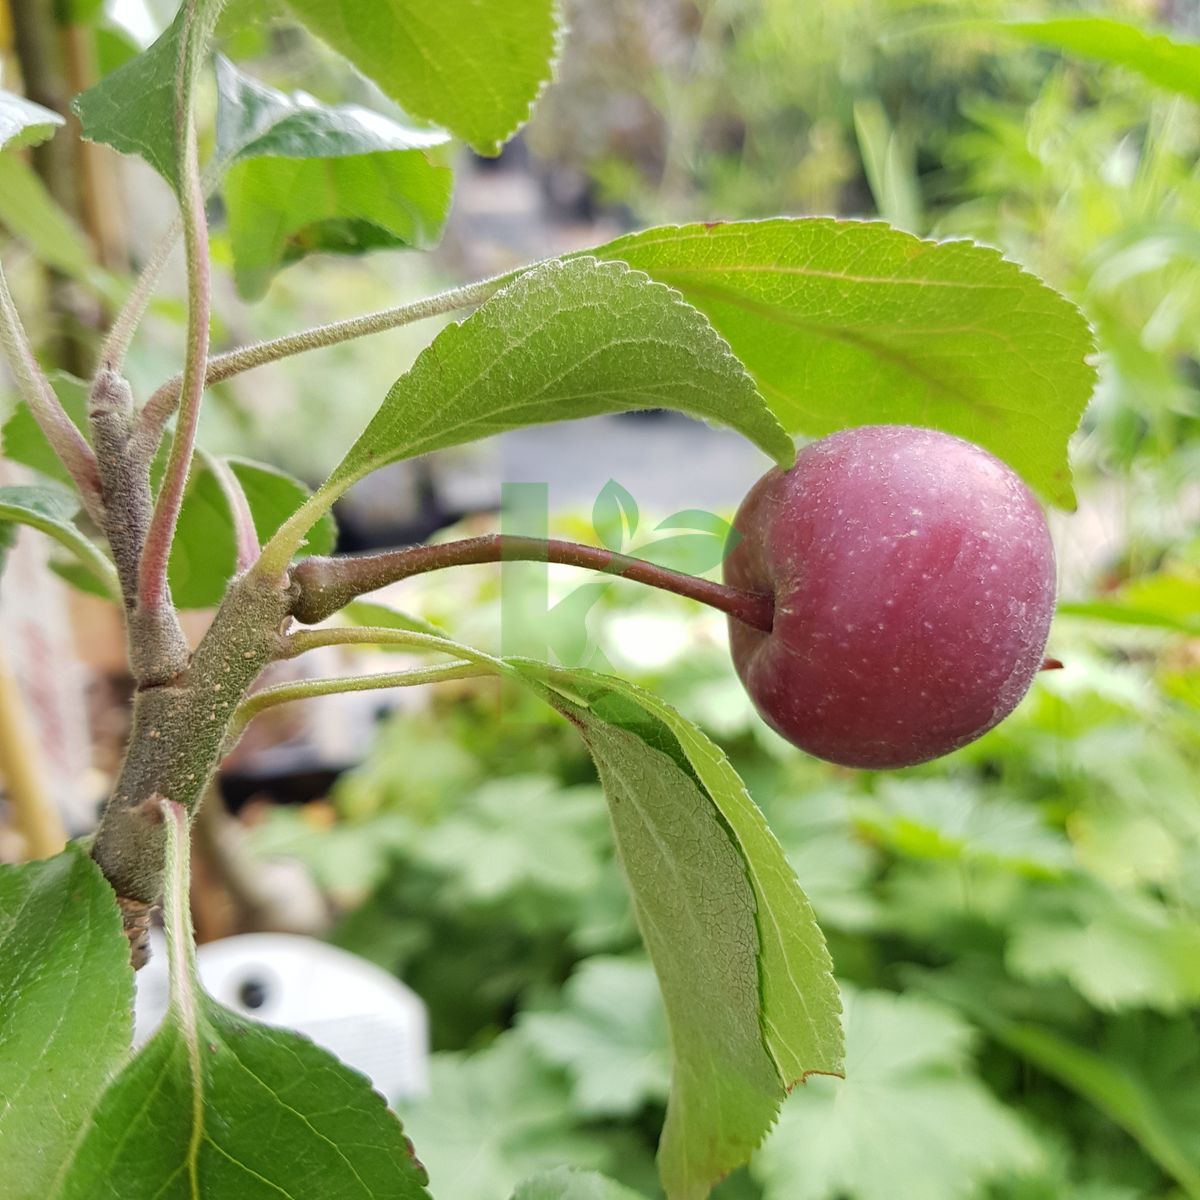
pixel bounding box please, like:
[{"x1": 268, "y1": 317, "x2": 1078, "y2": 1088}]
[{"x1": 290, "y1": 534, "x2": 775, "y2": 633}]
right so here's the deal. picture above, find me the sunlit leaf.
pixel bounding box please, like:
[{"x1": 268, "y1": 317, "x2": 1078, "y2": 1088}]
[
  {"x1": 587, "y1": 219, "x2": 1096, "y2": 507},
  {"x1": 281, "y1": 0, "x2": 562, "y2": 154},
  {"x1": 327, "y1": 256, "x2": 794, "y2": 496}
]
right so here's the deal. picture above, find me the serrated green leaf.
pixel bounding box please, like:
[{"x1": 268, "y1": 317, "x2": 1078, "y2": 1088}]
[
  {"x1": 170, "y1": 457, "x2": 336, "y2": 608},
  {"x1": 56, "y1": 801, "x2": 430, "y2": 1200},
  {"x1": 537, "y1": 668, "x2": 842, "y2": 1086},
  {"x1": 512, "y1": 1166, "x2": 648, "y2": 1200},
  {"x1": 213, "y1": 57, "x2": 453, "y2": 298},
  {"x1": 0, "y1": 88, "x2": 64, "y2": 151},
  {"x1": 984, "y1": 16, "x2": 1200, "y2": 104},
  {"x1": 587, "y1": 218, "x2": 1095, "y2": 508},
  {"x1": 557, "y1": 713, "x2": 778, "y2": 1199},
  {"x1": 214, "y1": 55, "x2": 450, "y2": 165},
  {"x1": 73, "y1": 9, "x2": 185, "y2": 189},
  {"x1": 753, "y1": 988, "x2": 1041, "y2": 1200},
  {"x1": 73, "y1": 1, "x2": 223, "y2": 191},
  {"x1": 509, "y1": 662, "x2": 841, "y2": 1199},
  {"x1": 2, "y1": 373, "x2": 90, "y2": 487},
  {"x1": 0, "y1": 485, "x2": 119, "y2": 596},
  {"x1": 281, "y1": 0, "x2": 561, "y2": 155},
  {"x1": 521, "y1": 956, "x2": 671, "y2": 1119},
  {"x1": 0, "y1": 847, "x2": 133, "y2": 1200},
  {"x1": 327, "y1": 256, "x2": 794, "y2": 496}
]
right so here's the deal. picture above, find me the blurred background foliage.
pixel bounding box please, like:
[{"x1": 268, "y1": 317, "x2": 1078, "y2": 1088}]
[{"x1": 4, "y1": 0, "x2": 1200, "y2": 1196}]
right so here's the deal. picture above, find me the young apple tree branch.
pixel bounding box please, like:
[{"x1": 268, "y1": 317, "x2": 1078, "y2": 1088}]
[
  {"x1": 136, "y1": 275, "x2": 509, "y2": 450},
  {"x1": 135, "y1": 1, "x2": 214, "y2": 670},
  {"x1": 227, "y1": 661, "x2": 487, "y2": 742},
  {"x1": 203, "y1": 452, "x2": 259, "y2": 571},
  {"x1": 0, "y1": 262, "x2": 103, "y2": 517},
  {"x1": 97, "y1": 215, "x2": 181, "y2": 374}
]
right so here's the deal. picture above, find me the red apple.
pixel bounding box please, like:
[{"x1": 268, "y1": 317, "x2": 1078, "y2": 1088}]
[{"x1": 724, "y1": 425, "x2": 1056, "y2": 768}]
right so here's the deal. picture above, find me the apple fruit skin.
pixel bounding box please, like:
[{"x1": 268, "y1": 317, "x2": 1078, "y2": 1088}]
[{"x1": 724, "y1": 425, "x2": 1057, "y2": 769}]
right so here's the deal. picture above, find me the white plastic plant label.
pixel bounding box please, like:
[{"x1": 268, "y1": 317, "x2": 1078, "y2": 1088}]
[{"x1": 134, "y1": 931, "x2": 429, "y2": 1101}]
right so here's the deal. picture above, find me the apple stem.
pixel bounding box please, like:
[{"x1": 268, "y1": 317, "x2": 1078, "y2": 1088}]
[{"x1": 289, "y1": 533, "x2": 776, "y2": 633}]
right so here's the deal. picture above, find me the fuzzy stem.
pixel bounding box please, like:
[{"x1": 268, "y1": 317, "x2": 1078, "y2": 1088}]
[
  {"x1": 97, "y1": 217, "x2": 180, "y2": 374},
  {"x1": 290, "y1": 534, "x2": 776, "y2": 632},
  {"x1": 202, "y1": 451, "x2": 259, "y2": 571},
  {"x1": 0, "y1": 262, "x2": 103, "y2": 516},
  {"x1": 138, "y1": 275, "x2": 508, "y2": 447},
  {"x1": 228, "y1": 661, "x2": 487, "y2": 742},
  {"x1": 136, "y1": 3, "x2": 211, "y2": 626},
  {"x1": 159, "y1": 799, "x2": 200, "y2": 1009},
  {"x1": 91, "y1": 569, "x2": 294, "y2": 905}
]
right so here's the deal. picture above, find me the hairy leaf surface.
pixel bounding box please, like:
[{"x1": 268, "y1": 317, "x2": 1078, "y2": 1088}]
[
  {"x1": 328, "y1": 256, "x2": 794, "y2": 495},
  {"x1": 0, "y1": 848, "x2": 132, "y2": 1200},
  {"x1": 588, "y1": 219, "x2": 1095, "y2": 507},
  {"x1": 509, "y1": 662, "x2": 842, "y2": 1200}
]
